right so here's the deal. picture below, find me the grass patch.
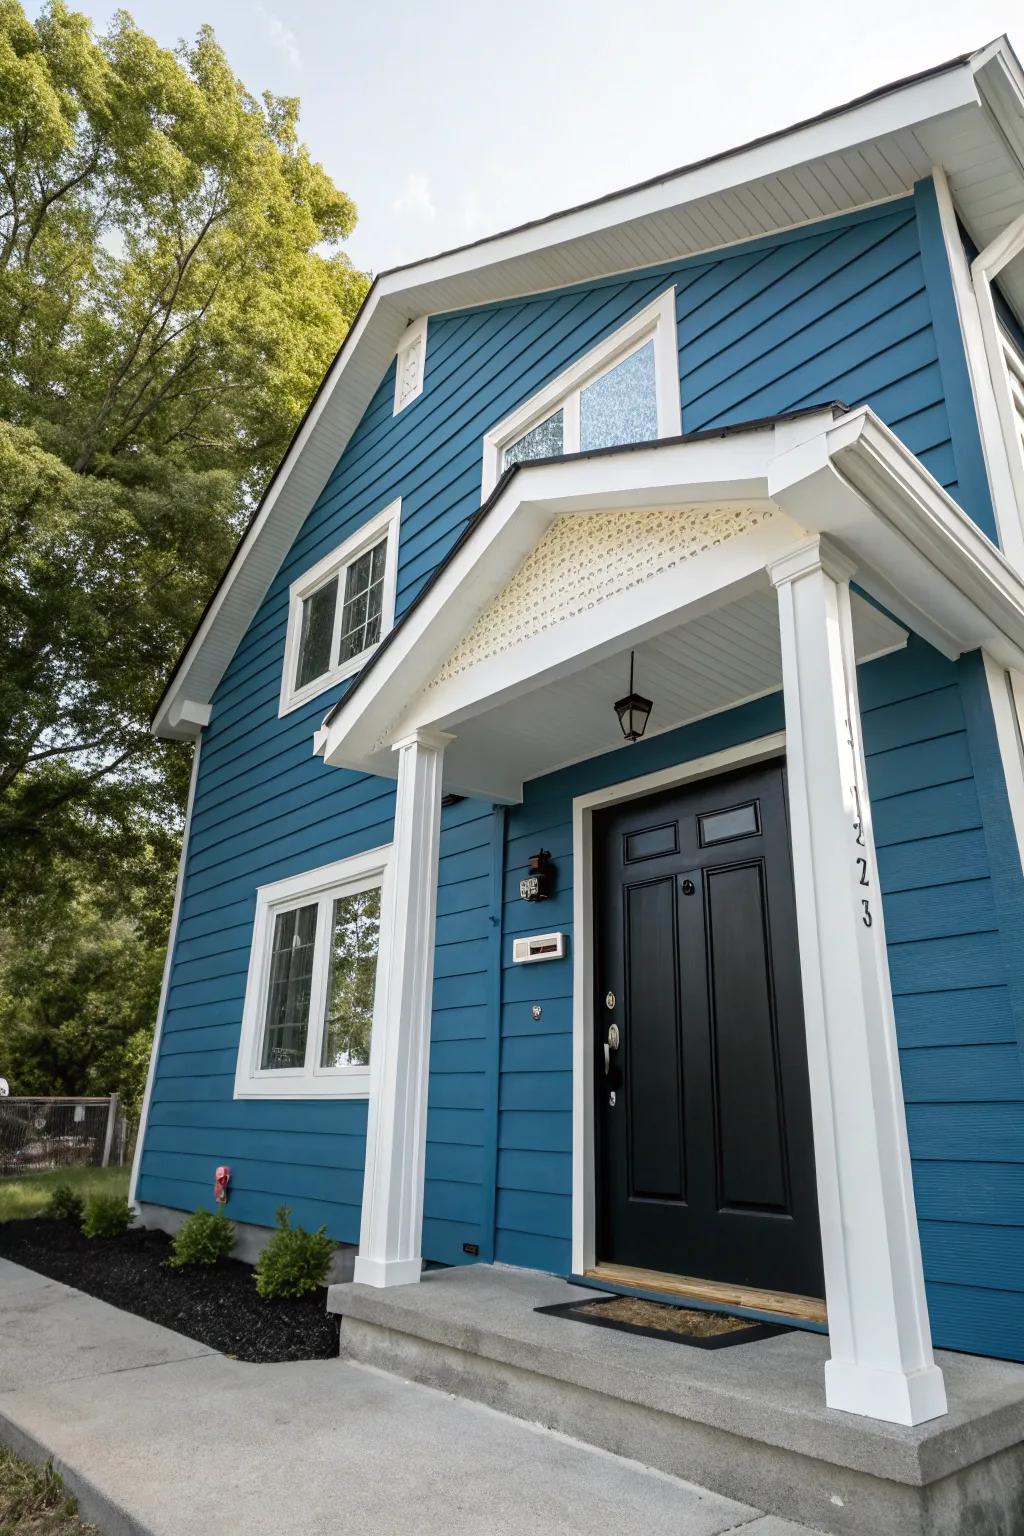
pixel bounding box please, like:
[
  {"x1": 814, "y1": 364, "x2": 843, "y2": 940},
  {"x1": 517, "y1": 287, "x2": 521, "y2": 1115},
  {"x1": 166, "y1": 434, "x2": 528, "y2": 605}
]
[
  {"x1": 0, "y1": 1444, "x2": 98, "y2": 1534},
  {"x1": 0, "y1": 1168, "x2": 128, "y2": 1224}
]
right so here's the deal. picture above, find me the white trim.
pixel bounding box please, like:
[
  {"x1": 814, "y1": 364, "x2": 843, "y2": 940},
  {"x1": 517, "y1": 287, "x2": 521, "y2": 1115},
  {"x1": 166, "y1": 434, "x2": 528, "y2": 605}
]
[
  {"x1": 770, "y1": 537, "x2": 945, "y2": 1426},
  {"x1": 233, "y1": 845, "x2": 392, "y2": 1101},
  {"x1": 968, "y1": 215, "x2": 1024, "y2": 567},
  {"x1": 930, "y1": 166, "x2": 1024, "y2": 568},
  {"x1": 279, "y1": 500, "x2": 400, "y2": 716},
  {"x1": 354, "y1": 729, "x2": 449, "y2": 1286},
  {"x1": 129, "y1": 737, "x2": 203, "y2": 1211},
  {"x1": 569, "y1": 732, "x2": 787, "y2": 1274},
  {"x1": 393, "y1": 316, "x2": 427, "y2": 414},
  {"x1": 324, "y1": 407, "x2": 1024, "y2": 787},
  {"x1": 982, "y1": 651, "x2": 1024, "y2": 871},
  {"x1": 481, "y1": 288, "x2": 680, "y2": 496}
]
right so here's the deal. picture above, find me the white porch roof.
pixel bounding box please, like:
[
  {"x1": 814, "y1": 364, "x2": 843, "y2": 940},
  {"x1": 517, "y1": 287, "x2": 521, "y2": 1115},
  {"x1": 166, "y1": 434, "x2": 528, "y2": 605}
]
[{"x1": 320, "y1": 405, "x2": 1024, "y2": 801}]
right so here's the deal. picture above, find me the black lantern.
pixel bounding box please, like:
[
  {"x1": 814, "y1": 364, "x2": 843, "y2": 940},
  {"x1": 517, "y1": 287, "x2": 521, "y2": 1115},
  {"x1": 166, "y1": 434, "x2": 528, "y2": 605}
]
[
  {"x1": 614, "y1": 650, "x2": 653, "y2": 743},
  {"x1": 520, "y1": 849, "x2": 555, "y2": 902}
]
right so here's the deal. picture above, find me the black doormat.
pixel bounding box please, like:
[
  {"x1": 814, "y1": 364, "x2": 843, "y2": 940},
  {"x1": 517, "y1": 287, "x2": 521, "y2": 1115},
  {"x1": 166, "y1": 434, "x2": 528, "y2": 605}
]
[{"x1": 535, "y1": 1292, "x2": 790, "y2": 1349}]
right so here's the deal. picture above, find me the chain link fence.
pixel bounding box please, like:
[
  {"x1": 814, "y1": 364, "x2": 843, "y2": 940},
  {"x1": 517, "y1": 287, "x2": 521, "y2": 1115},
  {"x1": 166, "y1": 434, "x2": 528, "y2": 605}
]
[{"x1": 0, "y1": 1096, "x2": 129, "y2": 1176}]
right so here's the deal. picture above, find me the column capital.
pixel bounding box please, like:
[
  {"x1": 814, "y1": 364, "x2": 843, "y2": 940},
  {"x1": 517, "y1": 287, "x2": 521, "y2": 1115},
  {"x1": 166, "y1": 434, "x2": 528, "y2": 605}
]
[
  {"x1": 767, "y1": 536, "x2": 856, "y2": 591},
  {"x1": 391, "y1": 726, "x2": 455, "y2": 755}
]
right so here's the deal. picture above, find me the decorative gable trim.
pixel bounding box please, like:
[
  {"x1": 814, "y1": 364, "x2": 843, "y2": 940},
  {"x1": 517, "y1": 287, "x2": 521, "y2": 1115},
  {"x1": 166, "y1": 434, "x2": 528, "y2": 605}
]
[
  {"x1": 430, "y1": 503, "x2": 775, "y2": 688},
  {"x1": 394, "y1": 317, "x2": 427, "y2": 414}
]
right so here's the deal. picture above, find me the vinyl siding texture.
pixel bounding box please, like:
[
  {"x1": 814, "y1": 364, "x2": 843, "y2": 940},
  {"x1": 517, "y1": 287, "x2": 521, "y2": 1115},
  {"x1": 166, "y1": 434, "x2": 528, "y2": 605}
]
[{"x1": 138, "y1": 182, "x2": 1024, "y2": 1356}]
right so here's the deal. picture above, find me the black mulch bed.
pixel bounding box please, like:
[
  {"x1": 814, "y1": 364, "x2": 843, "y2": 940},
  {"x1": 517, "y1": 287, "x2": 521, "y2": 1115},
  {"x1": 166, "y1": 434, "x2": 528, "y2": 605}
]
[{"x1": 0, "y1": 1218, "x2": 340, "y2": 1364}]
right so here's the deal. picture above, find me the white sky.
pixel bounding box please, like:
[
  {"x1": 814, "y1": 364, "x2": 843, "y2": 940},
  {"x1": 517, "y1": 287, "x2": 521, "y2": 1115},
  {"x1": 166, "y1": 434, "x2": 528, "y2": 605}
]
[{"x1": 59, "y1": 1, "x2": 1024, "y2": 275}]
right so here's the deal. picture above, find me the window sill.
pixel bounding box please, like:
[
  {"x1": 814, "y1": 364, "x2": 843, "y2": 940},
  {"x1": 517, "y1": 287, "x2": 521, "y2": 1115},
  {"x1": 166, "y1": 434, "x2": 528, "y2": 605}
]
[{"x1": 233, "y1": 1071, "x2": 371, "y2": 1101}]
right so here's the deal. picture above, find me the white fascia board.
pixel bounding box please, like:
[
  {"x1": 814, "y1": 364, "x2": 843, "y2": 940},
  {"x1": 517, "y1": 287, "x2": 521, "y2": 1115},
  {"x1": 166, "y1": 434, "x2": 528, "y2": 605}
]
[
  {"x1": 373, "y1": 67, "x2": 980, "y2": 301},
  {"x1": 772, "y1": 407, "x2": 1024, "y2": 667}
]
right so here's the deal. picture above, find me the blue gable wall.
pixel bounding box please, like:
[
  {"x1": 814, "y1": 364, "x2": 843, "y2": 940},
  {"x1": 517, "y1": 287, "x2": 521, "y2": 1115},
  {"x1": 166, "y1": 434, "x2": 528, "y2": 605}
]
[{"x1": 138, "y1": 181, "x2": 1024, "y2": 1357}]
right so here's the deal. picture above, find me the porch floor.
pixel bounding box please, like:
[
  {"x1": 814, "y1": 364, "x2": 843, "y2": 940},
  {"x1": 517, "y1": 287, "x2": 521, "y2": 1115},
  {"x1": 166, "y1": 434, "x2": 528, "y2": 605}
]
[{"x1": 328, "y1": 1263, "x2": 1024, "y2": 1536}]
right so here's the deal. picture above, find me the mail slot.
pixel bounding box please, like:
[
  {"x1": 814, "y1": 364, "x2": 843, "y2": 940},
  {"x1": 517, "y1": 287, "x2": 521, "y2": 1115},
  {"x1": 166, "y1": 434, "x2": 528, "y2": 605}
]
[{"x1": 512, "y1": 932, "x2": 566, "y2": 964}]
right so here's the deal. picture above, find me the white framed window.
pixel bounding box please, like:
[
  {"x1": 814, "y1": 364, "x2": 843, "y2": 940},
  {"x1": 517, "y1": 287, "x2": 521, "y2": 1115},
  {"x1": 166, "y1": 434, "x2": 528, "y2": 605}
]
[
  {"x1": 234, "y1": 846, "x2": 392, "y2": 1100},
  {"x1": 481, "y1": 287, "x2": 680, "y2": 497},
  {"x1": 394, "y1": 316, "x2": 428, "y2": 414},
  {"x1": 280, "y1": 500, "x2": 400, "y2": 715}
]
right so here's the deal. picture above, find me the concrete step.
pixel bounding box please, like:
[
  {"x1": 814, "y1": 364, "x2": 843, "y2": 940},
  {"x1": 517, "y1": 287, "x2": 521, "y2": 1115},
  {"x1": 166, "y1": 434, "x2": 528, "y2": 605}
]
[{"x1": 328, "y1": 1264, "x2": 1024, "y2": 1536}]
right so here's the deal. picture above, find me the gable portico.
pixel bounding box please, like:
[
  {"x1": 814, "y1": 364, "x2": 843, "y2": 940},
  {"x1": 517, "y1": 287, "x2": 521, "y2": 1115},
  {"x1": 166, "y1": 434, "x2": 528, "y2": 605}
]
[{"x1": 320, "y1": 405, "x2": 1024, "y2": 1427}]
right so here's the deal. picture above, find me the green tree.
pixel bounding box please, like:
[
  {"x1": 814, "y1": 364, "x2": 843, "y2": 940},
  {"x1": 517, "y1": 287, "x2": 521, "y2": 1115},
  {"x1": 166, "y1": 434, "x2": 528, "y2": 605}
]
[{"x1": 0, "y1": 2, "x2": 368, "y2": 1098}]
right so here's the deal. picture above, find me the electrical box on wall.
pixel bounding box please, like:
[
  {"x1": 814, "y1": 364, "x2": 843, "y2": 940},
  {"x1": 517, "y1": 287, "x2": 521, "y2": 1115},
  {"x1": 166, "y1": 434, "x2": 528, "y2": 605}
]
[{"x1": 512, "y1": 932, "x2": 566, "y2": 964}]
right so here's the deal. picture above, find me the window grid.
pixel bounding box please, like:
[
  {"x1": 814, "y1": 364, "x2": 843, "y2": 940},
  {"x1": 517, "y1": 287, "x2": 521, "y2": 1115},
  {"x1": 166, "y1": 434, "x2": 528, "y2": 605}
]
[
  {"x1": 501, "y1": 334, "x2": 658, "y2": 473},
  {"x1": 253, "y1": 878, "x2": 383, "y2": 1084}
]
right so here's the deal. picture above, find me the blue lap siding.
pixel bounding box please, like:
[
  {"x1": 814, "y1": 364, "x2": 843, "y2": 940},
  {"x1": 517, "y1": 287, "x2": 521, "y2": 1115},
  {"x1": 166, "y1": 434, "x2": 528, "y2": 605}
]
[{"x1": 137, "y1": 180, "x2": 1024, "y2": 1357}]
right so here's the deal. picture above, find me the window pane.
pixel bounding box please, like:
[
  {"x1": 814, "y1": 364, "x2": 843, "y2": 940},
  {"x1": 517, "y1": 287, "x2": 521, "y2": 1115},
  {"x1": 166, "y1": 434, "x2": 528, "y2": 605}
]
[
  {"x1": 296, "y1": 577, "x2": 338, "y2": 689},
  {"x1": 503, "y1": 409, "x2": 564, "y2": 470},
  {"x1": 321, "y1": 887, "x2": 381, "y2": 1067},
  {"x1": 698, "y1": 801, "x2": 761, "y2": 846},
  {"x1": 260, "y1": 904, "x2": 318, "y2": 1070},
  {"x1": 580, "y1": 341, "x2": 657, "y2": 452},
  {"x1": 338, "y1": 539, "x2": 387, "y2": 664}
]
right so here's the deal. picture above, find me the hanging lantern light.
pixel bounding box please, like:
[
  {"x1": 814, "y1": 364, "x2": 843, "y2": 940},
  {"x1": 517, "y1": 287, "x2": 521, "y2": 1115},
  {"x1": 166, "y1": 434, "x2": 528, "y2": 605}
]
[{"x1": 614, "y1": 650, "x2": 653, "y2": 743}]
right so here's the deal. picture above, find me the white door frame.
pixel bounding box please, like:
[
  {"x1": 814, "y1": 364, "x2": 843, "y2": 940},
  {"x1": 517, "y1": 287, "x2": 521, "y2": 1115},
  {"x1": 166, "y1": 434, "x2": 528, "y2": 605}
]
[{"x1": 570, "y1": 730, "x2": 788, "y2": 1274}]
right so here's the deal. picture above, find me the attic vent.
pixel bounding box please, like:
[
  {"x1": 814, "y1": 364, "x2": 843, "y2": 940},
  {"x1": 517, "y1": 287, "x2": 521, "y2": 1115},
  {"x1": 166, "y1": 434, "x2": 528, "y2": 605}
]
[{"x1": 394, "y1": 316, "x2": 427, "y2": 414}]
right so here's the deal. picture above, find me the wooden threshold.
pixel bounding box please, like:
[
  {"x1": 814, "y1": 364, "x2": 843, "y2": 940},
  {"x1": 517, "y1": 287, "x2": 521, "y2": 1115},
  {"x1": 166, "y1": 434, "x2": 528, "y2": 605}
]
[{"x1": 585, "y1": 1263, "x2": 828, "y2": 1325}]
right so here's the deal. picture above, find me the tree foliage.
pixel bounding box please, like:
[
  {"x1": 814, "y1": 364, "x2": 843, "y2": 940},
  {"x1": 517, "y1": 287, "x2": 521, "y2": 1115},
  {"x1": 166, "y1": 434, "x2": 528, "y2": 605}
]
[{"x1": 0, "y1": 2, "x2": 368, "y2": 1100}]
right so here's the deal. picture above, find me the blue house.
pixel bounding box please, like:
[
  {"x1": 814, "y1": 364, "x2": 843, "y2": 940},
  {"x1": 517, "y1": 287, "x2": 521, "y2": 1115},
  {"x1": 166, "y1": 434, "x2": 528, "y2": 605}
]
[{"x1": 133, "y1": 40, "x2": 1024, "y2": 1442}]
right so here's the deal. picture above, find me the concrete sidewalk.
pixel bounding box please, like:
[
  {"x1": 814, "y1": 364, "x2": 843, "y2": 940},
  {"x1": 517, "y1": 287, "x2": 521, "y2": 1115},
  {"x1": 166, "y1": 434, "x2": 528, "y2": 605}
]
[{"x1": 0, "y1": 1258, "x2": 820, "y2": 1536}]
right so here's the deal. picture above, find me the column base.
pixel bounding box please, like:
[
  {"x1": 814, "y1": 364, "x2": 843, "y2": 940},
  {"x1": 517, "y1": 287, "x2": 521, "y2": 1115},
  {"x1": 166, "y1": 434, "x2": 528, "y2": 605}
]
[
  {"x1": 352, "y1": 1254, "x2": 423, "y2": 1289},
  {"x1": 825, "y1": 1357, "x2": 948, "y2": 1425}
]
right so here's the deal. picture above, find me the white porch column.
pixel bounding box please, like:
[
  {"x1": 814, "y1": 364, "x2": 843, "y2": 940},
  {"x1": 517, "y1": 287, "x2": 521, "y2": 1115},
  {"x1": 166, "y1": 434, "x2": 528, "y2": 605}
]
[
  {"x1": 354, "y1": 727, "x2": 451, "y2": 1288},
  {"x1": 769, "y1": 538, "x2": 947, "y2": 1427}
]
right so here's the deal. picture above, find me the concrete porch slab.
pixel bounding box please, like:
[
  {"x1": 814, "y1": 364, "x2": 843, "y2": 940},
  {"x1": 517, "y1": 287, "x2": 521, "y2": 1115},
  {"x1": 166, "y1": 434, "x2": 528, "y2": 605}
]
[
  {"x1": 0, "y1": 1258, "x2": 803, "y2": 1536},
  {"x1": 328, "y1": 1263, "x2": 1024, "y2": 1536}
]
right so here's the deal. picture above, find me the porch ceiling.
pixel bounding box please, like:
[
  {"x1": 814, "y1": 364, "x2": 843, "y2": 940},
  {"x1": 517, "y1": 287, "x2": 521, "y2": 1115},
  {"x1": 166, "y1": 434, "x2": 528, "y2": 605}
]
[{"x1": 433, "y1": 585, "x2": 905, "y2": 800}]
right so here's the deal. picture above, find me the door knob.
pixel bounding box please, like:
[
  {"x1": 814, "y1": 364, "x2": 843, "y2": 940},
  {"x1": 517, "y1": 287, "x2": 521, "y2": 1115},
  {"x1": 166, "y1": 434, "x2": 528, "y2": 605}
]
[{"x1": 603, "y1": 1022, "x2": 621, "y2": 1075}]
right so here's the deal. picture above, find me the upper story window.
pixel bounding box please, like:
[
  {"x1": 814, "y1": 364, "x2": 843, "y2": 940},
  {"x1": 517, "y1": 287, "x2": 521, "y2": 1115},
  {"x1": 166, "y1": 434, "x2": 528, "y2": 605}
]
[
  {"x1": 234, "y1": 847, "x2": 390, "y2": 1100},
  {"x1": 280, "y1": 499, "x2": 400, "y2": 715},
  {"x1": 393, "y1": 316, "x2": 428, "y2": 414},
  {"x1": 482, "y1": 286, "x2": 680, "y2": 496}
]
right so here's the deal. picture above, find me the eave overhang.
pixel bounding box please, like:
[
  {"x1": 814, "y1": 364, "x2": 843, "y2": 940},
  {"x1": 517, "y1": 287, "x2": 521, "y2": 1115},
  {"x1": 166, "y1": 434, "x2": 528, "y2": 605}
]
[
  {"x1": 320, "y1": 405, "x2": 1024, "y2": 785},
  {"x1": 151, "y1": 38, "x2": 1024, "y2": 742}
]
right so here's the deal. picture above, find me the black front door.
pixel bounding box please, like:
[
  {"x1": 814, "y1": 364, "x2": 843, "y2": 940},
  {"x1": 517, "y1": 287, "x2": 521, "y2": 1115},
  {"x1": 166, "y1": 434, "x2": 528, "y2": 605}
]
[{"x1": 594, "y1": 759, "x2": 823, "y2": 1298}]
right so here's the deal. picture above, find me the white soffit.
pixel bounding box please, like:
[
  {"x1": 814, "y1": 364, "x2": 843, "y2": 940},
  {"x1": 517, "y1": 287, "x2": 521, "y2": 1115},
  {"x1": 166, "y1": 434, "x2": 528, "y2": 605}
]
[{"x1": 152, "y1": 39, "x2": 1024, "y2": 740}]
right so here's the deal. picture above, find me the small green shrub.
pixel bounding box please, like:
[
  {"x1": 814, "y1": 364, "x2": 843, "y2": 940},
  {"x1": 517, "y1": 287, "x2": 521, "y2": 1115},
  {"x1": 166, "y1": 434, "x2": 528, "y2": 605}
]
[
  {"x1": 168, "y1": 1206, "x2": 235, "y2": 1268},
  {"x1": 81, "y1": 1193, "x2": 134, "y2": 1239},
  {"x1": 47, "y1": 1183, "x2": 85, "y2": 1224},
  {"x1": 254, "y1": 1205, "x2": 335, "y2": 1299}
]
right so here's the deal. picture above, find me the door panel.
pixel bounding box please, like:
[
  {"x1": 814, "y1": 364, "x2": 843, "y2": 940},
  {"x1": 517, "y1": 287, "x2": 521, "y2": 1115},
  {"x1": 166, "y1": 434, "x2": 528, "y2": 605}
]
[
  {"x1": 594, "y1": 759, "x2": 823, "y2": 1298},
  {"x1": 706, "y1": 862, "x2": 788, "y2": 1213},
  {"x1": 625, "y1": 877, "x2": 685, "y2": 1201}
]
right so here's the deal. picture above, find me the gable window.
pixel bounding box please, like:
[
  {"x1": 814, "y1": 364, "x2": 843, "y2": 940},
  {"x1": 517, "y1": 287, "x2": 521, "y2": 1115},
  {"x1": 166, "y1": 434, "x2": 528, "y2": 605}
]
[
  {"x1": 482, "y1": 287, "x2": 679, "y2": 495},
  {"x1": 281, "y1": 499, "x2": 400, "y2": 715},
  {"x1": 235, "y1": 848, "x2": 391, "y2": 1099}
]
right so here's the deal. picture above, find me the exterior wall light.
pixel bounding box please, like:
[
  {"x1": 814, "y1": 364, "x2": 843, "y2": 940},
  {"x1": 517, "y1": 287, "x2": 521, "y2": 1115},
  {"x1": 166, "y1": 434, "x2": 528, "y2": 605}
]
[{"x1": 614, "y1": 650, "x2": 653, "y2": 743}]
